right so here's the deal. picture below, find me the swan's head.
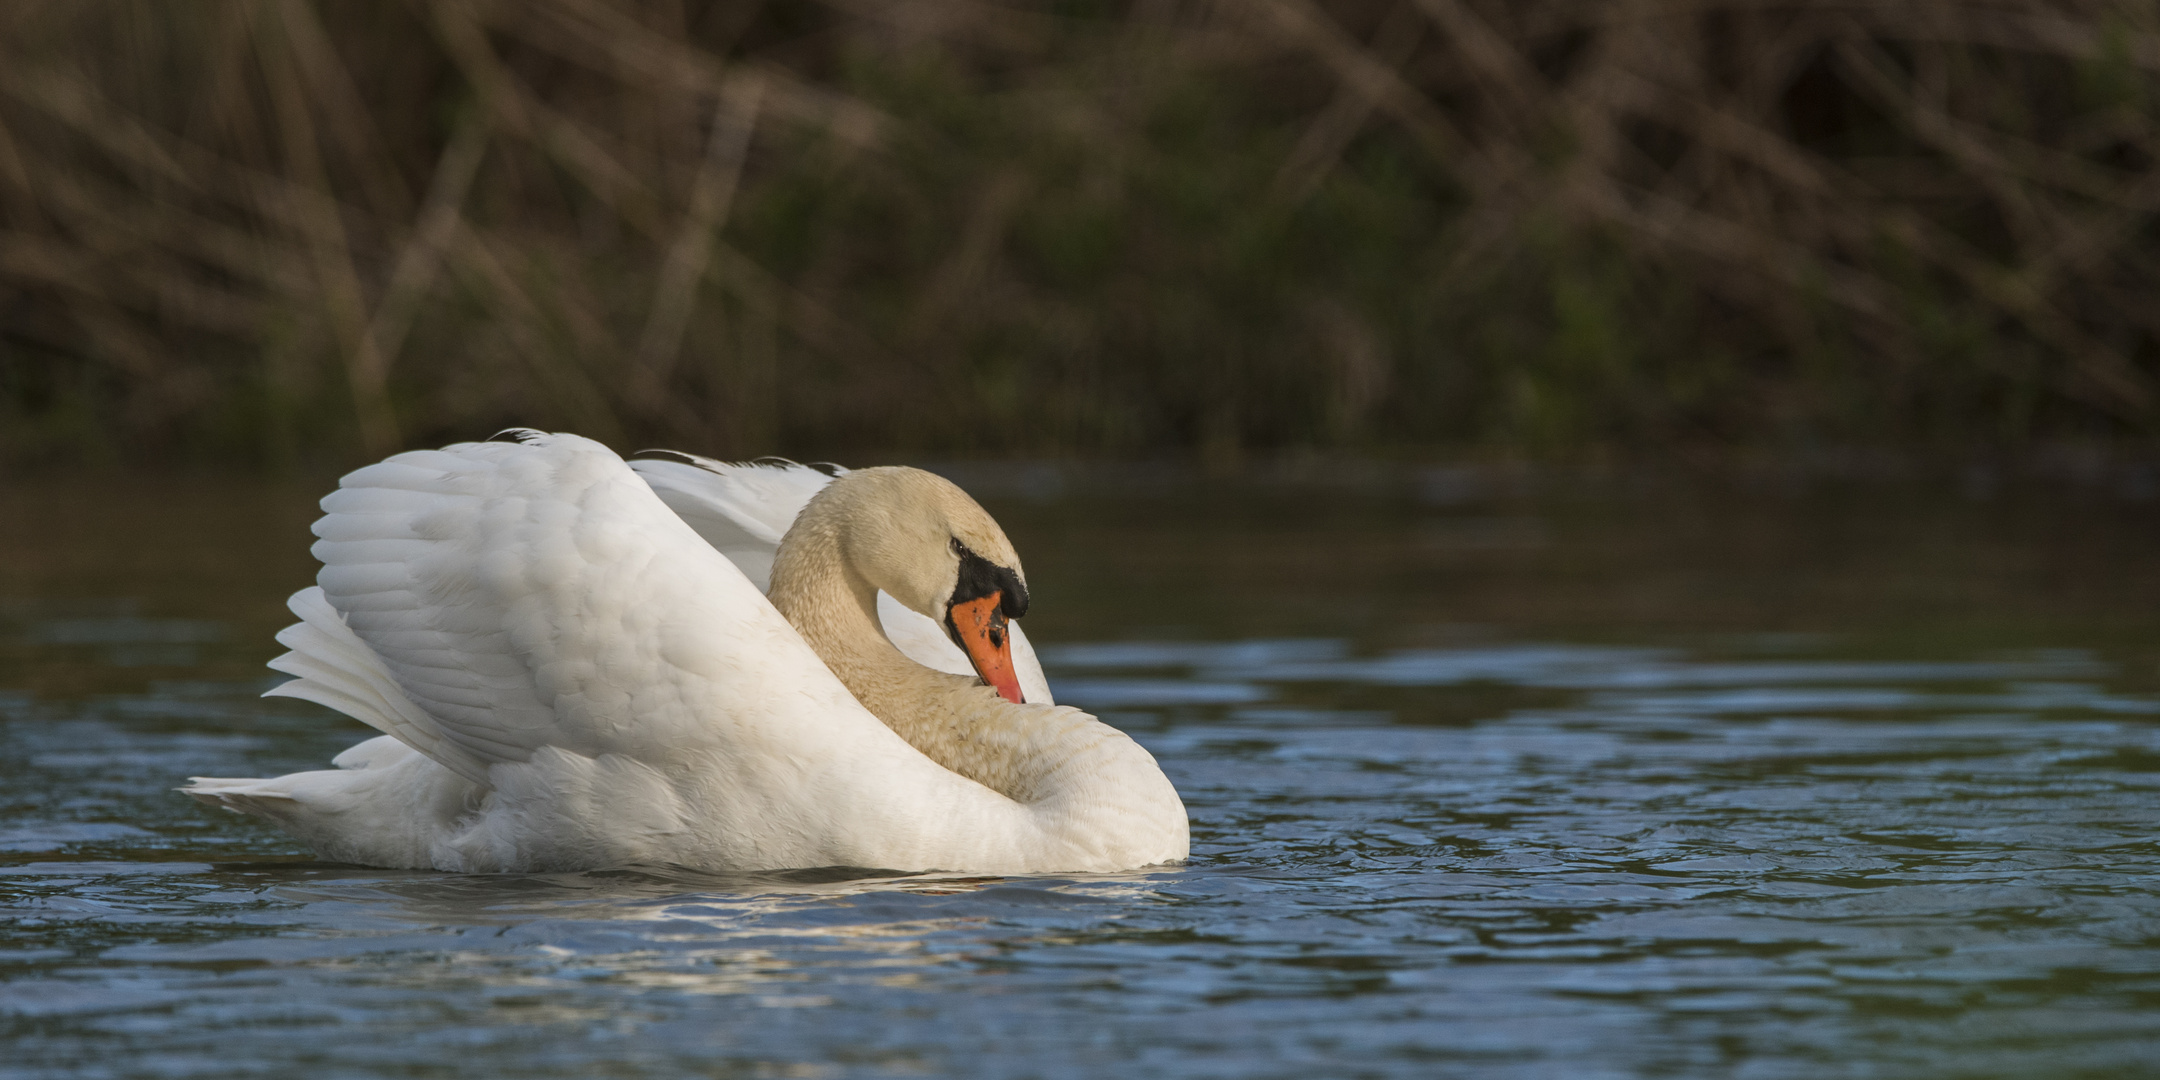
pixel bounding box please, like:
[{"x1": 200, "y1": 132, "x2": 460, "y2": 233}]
[{"x1": 818, "y1": 467, "x2": 1031, "y2": 703}]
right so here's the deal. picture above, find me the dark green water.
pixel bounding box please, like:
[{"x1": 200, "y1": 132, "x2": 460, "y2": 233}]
[{"x1": 6, "y1": 465, "x2": 2160, "y2": 1078}]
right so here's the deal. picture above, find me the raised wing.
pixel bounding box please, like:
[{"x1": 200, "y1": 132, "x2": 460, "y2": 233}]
[
  {"x1": 629, "y1": 454, "x2": 839, "y2": 592},
  {"x1": 629, "y1": 452, "x2": 1054, "y2": 704},
  {"x1": 290, "y1": 432, "x2": 880, "y2": 779}
]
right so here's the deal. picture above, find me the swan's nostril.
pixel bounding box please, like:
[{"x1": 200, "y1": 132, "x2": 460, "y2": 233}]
[{"x1": 946, "y1": 591, "x2": 1023, "y2": 704}]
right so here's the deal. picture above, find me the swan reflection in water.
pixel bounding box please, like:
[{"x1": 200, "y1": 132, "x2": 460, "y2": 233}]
[{"x1": 183, "y1": 859, "x2": 1184, "y2": 1007}]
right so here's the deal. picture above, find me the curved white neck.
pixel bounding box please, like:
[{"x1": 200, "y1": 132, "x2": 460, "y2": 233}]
[
  {"x1": 770, "y1": 510, "x2": 1058, "y2": 800},
  {"x1": 768, "y1": 491, "x2": 1188, "y2": 869}
]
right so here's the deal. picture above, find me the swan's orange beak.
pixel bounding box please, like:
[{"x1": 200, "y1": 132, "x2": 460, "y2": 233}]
[{"x1": 949, "y1": 592, "x2": 1024, "y2": 704}]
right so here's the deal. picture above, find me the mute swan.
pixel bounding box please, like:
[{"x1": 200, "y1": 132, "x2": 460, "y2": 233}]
[{"x1": 183, "y1": 431, "x2": 1189, "y2": 874}]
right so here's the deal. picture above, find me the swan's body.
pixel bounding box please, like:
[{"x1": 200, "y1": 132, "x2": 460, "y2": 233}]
[{"x1": 184, "y1": 433, "x2": 1187, "y2": 873}]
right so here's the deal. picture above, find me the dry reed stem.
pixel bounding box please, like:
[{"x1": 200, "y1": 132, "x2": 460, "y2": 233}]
[
  {"x1": 1272, "y1": 1, "x2": 1426, "y2": 203},
  {"x1": 260, "y1": 1, "x2": 400, "y2": 454},
  {"x1": 2, "y1": 0, "x2": 2157, "y2": 462},
  {"x1": 366, "y1": 110, "x2": 491, "y2": 380},
  {"x1": 634, "y1": 76, "x2": 763, "y2": 411}
]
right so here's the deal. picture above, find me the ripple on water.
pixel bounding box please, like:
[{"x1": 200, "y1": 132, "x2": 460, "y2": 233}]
[{"x1": 5, "y1": 627, "x2": 2160, "y2": 1079}]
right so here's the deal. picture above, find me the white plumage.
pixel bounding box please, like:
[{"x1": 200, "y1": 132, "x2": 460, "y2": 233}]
[{"x1": 184, "y1": 432, "x2": 1186, "y2": 874}]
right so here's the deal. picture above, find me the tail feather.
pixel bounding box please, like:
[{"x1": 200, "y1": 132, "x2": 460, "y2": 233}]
[
  {"x1": 181, "y1": 777, "x2": 301, "y2": 823},
  {"x1": 180, "y1": 736, "x2": 464, "y2": 869}
]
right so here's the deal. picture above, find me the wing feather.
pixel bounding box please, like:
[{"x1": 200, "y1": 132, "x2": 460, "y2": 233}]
[
  {"x1": 629, "y1": 455, "x2": 838, "y2": 591},
  {"x1": 293, "y1": 433, "x2": 874, "y2": 776},
  {"x1": 264, "y1": 586, "x2": 494, "y2": 783}
]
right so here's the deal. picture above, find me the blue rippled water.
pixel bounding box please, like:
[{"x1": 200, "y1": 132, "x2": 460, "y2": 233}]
[{"x1": 6, "y1": 475, "x2": 2160, "y2": 1077}]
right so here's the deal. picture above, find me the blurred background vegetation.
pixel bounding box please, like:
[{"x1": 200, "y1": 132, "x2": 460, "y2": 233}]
[{"x1": 1, "y1": 0, "x2": 2157, "y2": 470}]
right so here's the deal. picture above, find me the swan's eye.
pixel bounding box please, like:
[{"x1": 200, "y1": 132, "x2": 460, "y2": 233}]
[{"x1": 949, "y1": 537, "x2": 964, "y2": 556}]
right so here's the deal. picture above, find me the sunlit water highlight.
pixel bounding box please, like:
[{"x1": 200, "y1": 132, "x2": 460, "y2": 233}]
[{"x1": 6, "y1": 474, "x2": 2160, "y2": 1077}]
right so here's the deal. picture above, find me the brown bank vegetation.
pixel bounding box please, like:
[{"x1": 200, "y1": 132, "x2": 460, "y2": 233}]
[{"x1": 1, "y1": 1, "x2": 2158, "y2": 468}]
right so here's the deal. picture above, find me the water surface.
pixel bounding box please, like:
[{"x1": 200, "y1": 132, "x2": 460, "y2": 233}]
[{"x1": 5, "y1": 467, "x2": 2160, "y2": 1078}]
